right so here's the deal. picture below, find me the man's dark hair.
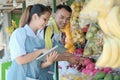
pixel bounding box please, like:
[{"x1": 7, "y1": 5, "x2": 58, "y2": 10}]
[{"x1": 56, "y1": 4, "x2": 72, "y2": 13}]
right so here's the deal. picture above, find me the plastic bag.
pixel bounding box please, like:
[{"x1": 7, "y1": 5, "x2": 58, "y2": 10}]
[{"x1": 83, "y1": 23, "x2": 103, "y2": 57}]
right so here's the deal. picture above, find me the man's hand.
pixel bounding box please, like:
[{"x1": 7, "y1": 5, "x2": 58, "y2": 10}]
[
  {"x1": 56, "y1": 52, "x2": 79, "y2": 64},
  {"x1": 67, "y1": 55, "x2": 79, "y2": 64}
]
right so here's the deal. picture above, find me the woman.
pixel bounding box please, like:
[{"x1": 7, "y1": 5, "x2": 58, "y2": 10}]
[{"x1": 7, "y1": 4, "x2": 59, "y2": 80}]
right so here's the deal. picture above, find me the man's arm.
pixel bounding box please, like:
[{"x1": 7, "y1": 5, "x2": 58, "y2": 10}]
[{"x1": 55, "y1": 52, "x2": 78, "y2": 64}]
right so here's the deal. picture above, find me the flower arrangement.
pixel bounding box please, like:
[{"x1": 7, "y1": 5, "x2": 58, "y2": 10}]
[{"x1": 6, "y1": 20, "x2": 18, "y2": 36}]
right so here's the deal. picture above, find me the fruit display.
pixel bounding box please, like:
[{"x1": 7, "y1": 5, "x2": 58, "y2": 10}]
[
  {"x1": 93, "y1": 72, "x2": 120, "y2": 80},
  {"x1": 113, "y1": 74, "x2": 120, "y2": 80},
  {"x1": 93, "y1": 72, "x2": 106, "y2": 80},
  {"x1": 70, "y1": 1, "x2": 86, "y2": 46},
  {"x1": 79, "y1": 0, "x2": 120, "y2": 68},
  {"x1": 72, "y1": 28, "x2": 85, "y2": 44},
  {"x1": 79, "y1": 0, "x2": 114, "y2": 22},
  {"x1": 61, "y1": 74, "x2": 82, "y2": 80},
  {"x1": 60, "y1": 0, "x2": 120, "y2": 79},
  {"x1": 61, "y1": 71, "x2": 94, "y2": 80},
  {"x1": 105, "y1": 6, "x2": 120, "y2": 39},
  {"x1": 70, "y1": 1, "x2": 82, "y2": 25},
  {"x1": 95, "y1": 6, "x2": 120, "y2": 68},
  {"x1": 95, "y1": 36, "x2": 120, "y2": 68}
]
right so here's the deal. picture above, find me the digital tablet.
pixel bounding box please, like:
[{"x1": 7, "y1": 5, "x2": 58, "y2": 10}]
[{"x1": 36, "y1": 45, "x2": 67, "y2": 61}]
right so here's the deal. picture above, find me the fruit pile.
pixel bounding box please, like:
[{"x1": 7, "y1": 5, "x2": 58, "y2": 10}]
[
  {"x1": 60, "y1": 0, "x2": 120, "y2": 79},
  {"x1": 79, "y1": 0, "x2": 120, "y2": 68},
  {"x1": 72, "y1": 28, "x2": 85, "y2": 44},
  {"x1": 72, "y1": 57, "x2": 112, "y2": 75},
  {"x1": 70, "y1": 1, "x2": 82, "y2": 25},
  {"x1": 66, "y1": 56, "x2": 116, "y2": 80},
  {"x1": 61, "y1": 74, "x2": 82, "y2": 80},
  {"x1": 70, "y1": 1, "x2": 86, "y2": 45},
  {"x1": 93, "y1": 72, "x2": 120, "y2": 80}
]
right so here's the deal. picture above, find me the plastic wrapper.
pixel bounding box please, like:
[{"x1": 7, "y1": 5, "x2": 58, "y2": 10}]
[
  {"x1": 83, "y1": 23, "x2": 103, "y2": 57},
  {"x1": 58, "y1": 61, "x2": 80, "y2": 80}
]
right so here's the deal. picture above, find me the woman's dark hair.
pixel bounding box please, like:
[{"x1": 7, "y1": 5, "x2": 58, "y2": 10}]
[
  {"x1": 56, "y1": 4, "x2": 72, "y2": 13},
  {"x1": 19, "y1": 4, "x2": 51, "y2": 27}
]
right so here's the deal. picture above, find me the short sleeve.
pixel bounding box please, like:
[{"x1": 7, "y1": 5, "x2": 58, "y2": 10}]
[{"x1": 9, "y1": 28, "x2": 26, "y2": 60}]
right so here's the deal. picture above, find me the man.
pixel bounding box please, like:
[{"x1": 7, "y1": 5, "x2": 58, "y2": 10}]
[{"x1": 44, "y1": 4, "x2": 78, "y2": 80}]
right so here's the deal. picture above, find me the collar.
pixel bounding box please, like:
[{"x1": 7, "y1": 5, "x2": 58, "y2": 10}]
[{"x1": 24, "y1": 24, "x2": 41, "y2": 38}]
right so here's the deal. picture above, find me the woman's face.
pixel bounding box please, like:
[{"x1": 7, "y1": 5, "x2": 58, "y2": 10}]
[{"x1": 37, "y1": 12, "x2": 51, "y2": 30}]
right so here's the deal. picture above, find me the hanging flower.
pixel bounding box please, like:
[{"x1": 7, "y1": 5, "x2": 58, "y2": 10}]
[{"x1": 6, "y1": 20, "x2": 18, "y2": 36}]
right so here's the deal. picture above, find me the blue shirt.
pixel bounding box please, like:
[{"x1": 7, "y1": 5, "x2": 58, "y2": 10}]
[{"x1": 9, "y1": 24, "x2": 44, "y2": 61}]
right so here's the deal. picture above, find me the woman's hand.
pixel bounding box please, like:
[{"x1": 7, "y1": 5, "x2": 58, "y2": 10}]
[{"x1": 46, "y1": 51, "x2": 59, "y2": 65}]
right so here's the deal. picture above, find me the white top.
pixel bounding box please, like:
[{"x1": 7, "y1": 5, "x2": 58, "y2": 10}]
[{"x1": 9, "y1": 24, "x2": 44, "y2": 60}]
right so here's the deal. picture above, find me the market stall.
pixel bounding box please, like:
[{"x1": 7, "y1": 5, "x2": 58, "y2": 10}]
[
  {"x1": 0, "y1": 0, "x2": 120, "y2": 80},
  {"x1": 59, "y1": 0, "x2": 120, "y2": 80}
]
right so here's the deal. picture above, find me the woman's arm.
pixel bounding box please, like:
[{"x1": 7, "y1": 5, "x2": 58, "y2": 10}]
[{"x1": 16, "y1": 49, "x2": 48, "y2": 64}]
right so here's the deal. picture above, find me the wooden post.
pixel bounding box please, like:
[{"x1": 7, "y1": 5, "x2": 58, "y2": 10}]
[
  {"x1": 52, "y1": 0, "x2": 56, "y2": 15},
  {"x1": 52, "y1": 1, "x2": 59, "y2": 80},
  {"x1": 22, "y1": 1, "x2": 26, "y2": 13}
]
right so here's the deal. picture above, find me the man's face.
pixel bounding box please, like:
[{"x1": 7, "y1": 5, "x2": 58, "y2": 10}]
[{"x1": 54, "y1": 8, "x2": 71, "y2": 29}]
